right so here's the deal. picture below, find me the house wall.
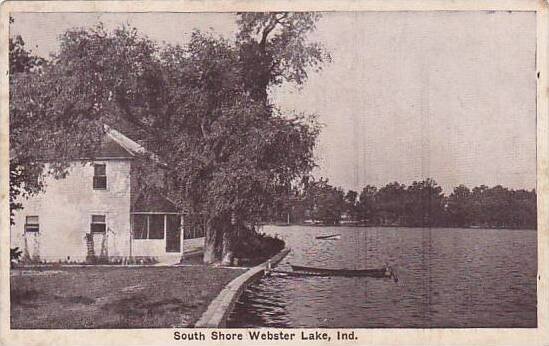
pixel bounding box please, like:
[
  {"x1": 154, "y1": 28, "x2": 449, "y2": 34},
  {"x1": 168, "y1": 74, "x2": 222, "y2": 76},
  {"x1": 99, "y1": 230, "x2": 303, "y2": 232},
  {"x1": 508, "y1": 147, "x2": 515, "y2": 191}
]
[
  {"x1": 10, "y1": 159, "x2": 132, "y2": 262},
  {"x1": 132, "y1": 239, "x2": 169, "y2": 257},
  {"x1": 130, "y1": 234, "x2": 199, "y2": 261}
]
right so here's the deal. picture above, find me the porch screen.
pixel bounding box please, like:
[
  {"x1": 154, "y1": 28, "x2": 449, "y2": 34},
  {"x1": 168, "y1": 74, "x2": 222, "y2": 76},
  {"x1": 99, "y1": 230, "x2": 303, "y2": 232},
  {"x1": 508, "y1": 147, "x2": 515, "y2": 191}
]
[
  {"x1": 149, "y1": 215, "x2": 164, "y2": 239},
  {"x1": 133, "y1": 215, "x2": 148, "y2": 239},
  {"x1": 166, "y1": 215, "x2": 181, "y2": 252},
  {"x1": 132, "y1": 214, "x2": 165, "y2": 240}
]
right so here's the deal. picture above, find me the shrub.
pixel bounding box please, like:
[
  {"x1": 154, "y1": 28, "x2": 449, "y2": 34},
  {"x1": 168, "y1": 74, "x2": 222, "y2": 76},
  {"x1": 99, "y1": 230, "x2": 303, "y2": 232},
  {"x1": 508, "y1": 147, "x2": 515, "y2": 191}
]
[
  {"x1": 10, "y1": 247, "x2": 22, "y2": 268},
  {"x1": 233, "y1": 227, "x2": 285, "y2": 264}
]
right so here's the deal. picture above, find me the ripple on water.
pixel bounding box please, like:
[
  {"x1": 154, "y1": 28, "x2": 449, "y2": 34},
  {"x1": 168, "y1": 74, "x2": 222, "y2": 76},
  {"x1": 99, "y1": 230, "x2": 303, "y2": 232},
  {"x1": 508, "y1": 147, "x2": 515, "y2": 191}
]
[{"x1": 227, "y1": 226, "x2": 537, "y2": 328}]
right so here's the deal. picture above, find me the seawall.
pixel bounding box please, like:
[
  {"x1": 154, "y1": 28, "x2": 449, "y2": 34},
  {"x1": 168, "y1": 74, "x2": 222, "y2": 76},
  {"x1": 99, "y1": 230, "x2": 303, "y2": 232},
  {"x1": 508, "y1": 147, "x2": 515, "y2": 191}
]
[{"x1": 194, "y1": 247, "x2": 291, "y2": 328}]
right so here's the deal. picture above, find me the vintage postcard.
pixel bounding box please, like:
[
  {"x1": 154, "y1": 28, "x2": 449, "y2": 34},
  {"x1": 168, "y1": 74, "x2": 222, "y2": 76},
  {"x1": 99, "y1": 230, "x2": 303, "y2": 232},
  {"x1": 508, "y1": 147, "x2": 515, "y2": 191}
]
[{"x1": 0, "y1": 0, "x2": 548, "y2": 345}]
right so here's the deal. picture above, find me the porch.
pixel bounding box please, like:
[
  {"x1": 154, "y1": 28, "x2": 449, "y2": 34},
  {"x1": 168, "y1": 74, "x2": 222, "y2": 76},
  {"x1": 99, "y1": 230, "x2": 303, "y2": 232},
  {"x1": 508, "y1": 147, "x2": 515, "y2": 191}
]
[{"x1": 129, "y1": 192, "x2": 205, "y2": 263}]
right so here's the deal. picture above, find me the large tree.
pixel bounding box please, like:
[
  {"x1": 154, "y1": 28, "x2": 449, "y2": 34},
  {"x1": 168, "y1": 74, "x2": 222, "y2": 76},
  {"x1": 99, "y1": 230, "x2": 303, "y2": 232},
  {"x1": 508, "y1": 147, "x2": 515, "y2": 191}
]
[
  {"x1": 358, "y1": 185, "x2": 378, "y2": 223},
  {"x1": 447, "y1": 185, "x2": 473, "y2": 227},
  {"x1": 344, "y1": 190, "x2": 359, "y2": 220},
  {"x1": 236, "y1": 12, "x2": 331, "y2": 105},
  {"x1": 405, "y1": 179, "x2": 446, "y2": 227},
  {"x1": 304, "y1": 178, "x2": 345, "y2": 225},
  {"x1": 16, "y1": 13, "x2": 328, "y2": 264},
  {"x1": 376, "y1": 182, "x2": 408, "y2": 225}
]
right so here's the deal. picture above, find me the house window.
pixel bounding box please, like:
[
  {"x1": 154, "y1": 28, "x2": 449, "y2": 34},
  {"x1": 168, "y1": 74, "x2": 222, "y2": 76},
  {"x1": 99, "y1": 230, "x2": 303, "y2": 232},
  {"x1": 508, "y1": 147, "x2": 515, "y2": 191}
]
[
  {"x1": 90, "y1": 215, "x2": 106, "y2": 233},
  {"x1": 132, "y1": 214, "x2": 165, "y2": 240},
  {"x1": 24, "y1": 216, "x2": 40, "y2": 233},
  {"x1": 93, "y1": 164, "x2": 107, "y2": 190}
]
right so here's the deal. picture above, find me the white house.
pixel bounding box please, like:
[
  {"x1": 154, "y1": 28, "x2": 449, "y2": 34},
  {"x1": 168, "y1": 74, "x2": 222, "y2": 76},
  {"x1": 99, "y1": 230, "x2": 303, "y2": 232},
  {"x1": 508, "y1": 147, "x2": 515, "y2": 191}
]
[{"x1": 10, "y1": 126, "x2": 199, "y2": 264}]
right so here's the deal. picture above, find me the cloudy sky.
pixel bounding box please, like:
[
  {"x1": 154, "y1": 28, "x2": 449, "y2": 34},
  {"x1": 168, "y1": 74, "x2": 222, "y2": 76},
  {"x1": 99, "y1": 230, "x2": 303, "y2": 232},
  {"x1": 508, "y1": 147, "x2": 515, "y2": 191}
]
[{"x1": 11, "y1": 11, "x2": 537, "y2": 193}]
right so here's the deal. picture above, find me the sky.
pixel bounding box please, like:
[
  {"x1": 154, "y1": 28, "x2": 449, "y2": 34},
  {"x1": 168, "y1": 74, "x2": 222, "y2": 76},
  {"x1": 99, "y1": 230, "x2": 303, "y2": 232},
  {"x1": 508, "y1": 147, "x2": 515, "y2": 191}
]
[{"x1": 10, "y1": 11, "x2": 537, "y2": 193}]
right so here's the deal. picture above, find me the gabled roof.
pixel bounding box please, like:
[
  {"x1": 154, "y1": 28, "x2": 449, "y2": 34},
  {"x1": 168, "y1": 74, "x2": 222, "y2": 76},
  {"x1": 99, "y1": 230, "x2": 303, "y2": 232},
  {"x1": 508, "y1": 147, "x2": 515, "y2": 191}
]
[
  {"x1": 104, "y1": 125, "x2": 164, "y2": 164},
  {"x1": 131, "y1": 190, "x2": 179, "y2": 213},
  {"x1": 11, "y1": 124, "x2": 159, "y2": 162},
  {"x1": 97, "y1": 131, "x2": 134, "y2": 159},
  {"x1": 104, "y1": 125, "x2": 146, "y2": 158}
]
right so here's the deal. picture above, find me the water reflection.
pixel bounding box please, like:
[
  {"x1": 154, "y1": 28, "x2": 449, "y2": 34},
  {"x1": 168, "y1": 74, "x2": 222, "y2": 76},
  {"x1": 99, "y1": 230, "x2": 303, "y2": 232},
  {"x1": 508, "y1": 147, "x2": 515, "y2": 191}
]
[{"x1": 228, "y1": 226, "x2": 537, "y2": 328}]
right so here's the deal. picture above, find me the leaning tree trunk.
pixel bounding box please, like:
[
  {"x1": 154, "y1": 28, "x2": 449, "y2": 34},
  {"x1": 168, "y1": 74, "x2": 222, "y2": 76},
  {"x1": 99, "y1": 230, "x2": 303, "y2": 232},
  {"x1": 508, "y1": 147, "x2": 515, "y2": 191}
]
[
  {"x1": 203, "y1": 220, "x2": 221, "y2": 264},
  {"x1": 221, "y1": 228, "x2": 236, "y2": 266},
  {"x1": 203, "y1": 215, "x2": 227, "y2": 264}
]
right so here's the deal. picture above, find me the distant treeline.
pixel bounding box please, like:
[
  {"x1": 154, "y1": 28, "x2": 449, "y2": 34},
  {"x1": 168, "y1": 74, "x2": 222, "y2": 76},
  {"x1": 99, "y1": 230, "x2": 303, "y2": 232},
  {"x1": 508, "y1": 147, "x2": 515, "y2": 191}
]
[{"x1": 271, "y1": 178, "x2": 537, "y2": 230}]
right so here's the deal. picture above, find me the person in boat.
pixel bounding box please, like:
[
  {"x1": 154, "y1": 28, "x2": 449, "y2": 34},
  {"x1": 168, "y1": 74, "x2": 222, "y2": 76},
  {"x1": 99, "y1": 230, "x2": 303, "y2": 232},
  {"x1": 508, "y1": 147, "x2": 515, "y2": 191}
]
[
  {"x1": 384, "y1": 263, "x2": 399, "y2": 282},
  {"x1": 384, "y1": 263, "x2": 393, "y2": 276}
]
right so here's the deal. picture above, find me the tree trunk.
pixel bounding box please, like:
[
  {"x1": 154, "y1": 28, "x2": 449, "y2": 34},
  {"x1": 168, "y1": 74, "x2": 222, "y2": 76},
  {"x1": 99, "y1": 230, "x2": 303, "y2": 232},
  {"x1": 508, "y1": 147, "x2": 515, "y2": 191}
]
[
  {"x1": 221, "y1": 229, "x2": 236, "y2": 266},
  {"x1": 203, "y1": 219, "x2": 219, "y2": 264},
  {"x1": 203, "y1": 215, "x2": 229, "y2": 264}
]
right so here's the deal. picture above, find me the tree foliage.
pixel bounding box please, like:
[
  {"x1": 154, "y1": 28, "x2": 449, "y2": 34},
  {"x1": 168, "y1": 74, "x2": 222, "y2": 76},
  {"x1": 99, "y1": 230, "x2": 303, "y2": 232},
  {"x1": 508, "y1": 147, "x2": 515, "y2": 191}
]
[
  {"x1": 302, "y1": 178, "x2": 345, "y2": 225},
  {"x1": 9, "y1": 19, "x2": 103, "y2": 225},
  {"x1": 236, "y1": 12, "x2": 331, "y2": 104},
  {"x1": 282, "y1": 179, "x2": 536, "y2": 229},
  {"x1": 11, "y1": 13, "x2": 327, "y2": 264}
]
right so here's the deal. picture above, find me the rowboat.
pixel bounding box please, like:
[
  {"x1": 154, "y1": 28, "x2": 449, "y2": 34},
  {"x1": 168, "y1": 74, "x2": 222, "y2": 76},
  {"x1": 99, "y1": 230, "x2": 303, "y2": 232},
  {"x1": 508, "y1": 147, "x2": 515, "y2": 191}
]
[
  {"x1": 270, "y1": 270, "x2": 332, "y2": 277},
  {"x1": 290, "y1": 264, "x2": 391, "y2": 278},
  {"x1": 315, "y1": 234, "x2": 341, "y2": 240}
]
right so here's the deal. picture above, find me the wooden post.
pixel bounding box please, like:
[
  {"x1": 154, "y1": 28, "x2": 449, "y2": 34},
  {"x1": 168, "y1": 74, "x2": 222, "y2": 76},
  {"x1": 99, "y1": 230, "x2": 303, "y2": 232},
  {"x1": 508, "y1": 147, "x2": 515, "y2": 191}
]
[
  {"x1": 180, "y1": 214, "x2": 184, "y2": 262},
  {"x1": 129, "y1": 215, "x2": 133, "y2": 259},
  {"x1": 164, "y1": 214, "x2": 167, "y2": 254},
  {"x1": 265, "y1": 259, "x2": 272, "y2": 276}
]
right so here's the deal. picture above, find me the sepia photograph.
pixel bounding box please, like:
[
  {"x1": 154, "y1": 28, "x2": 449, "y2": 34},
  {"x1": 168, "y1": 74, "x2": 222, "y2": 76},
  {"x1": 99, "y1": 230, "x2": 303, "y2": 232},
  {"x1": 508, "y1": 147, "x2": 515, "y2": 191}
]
[{"x1": 1, "y1": 1, "x2": 547, "y2": 343}]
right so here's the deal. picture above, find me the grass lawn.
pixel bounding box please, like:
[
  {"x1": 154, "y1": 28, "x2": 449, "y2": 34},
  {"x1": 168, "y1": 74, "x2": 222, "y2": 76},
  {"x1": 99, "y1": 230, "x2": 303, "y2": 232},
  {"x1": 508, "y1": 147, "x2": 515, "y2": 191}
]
[{"x1": 10, "y1": 265, "x2": 246, "y2": 329}]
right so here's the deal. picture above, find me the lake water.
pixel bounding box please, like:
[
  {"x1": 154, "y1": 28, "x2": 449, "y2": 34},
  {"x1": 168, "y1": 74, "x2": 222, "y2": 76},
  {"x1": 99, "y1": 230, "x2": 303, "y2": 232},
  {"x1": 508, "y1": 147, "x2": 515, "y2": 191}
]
[{"x1": 227, "y1": 226, "x2": 537, "y2": 328}]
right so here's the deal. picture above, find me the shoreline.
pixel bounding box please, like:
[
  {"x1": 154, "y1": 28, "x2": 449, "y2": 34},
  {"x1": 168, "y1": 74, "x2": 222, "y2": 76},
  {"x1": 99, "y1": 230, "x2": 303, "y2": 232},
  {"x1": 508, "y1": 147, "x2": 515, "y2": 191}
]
[
  {"x1": 194, "y1": 247, "x2": 291, "y2": 328},
  {"x1": 263, "y1": 223, "x2": 537, "y2": 231}
]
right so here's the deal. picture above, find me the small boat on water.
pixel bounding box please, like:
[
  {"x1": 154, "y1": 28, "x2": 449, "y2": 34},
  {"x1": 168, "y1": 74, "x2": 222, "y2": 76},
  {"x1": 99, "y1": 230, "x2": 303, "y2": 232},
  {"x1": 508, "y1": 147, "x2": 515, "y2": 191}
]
[
  {"x1": 315, "y1": 234, "x2": 341, "y2": 240},
  {"x1": 270, "y1": 270, "x2": 331, "y2": 277},
  {"x1": 289, "y1": 264, "x2": 391, "y2": 278}
]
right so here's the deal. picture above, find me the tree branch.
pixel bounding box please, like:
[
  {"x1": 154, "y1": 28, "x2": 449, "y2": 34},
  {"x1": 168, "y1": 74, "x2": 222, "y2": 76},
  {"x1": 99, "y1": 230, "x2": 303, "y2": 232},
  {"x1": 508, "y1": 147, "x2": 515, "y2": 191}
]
[
  {"x1": 274, "y1": 13, "x2": 289, "y2": 25},
  {"x1": 114, "y1": 92, "x2": 151, "y2": 133},
  {"x1": 259, "y1": 15, "x2": 279, "y2": 49}
]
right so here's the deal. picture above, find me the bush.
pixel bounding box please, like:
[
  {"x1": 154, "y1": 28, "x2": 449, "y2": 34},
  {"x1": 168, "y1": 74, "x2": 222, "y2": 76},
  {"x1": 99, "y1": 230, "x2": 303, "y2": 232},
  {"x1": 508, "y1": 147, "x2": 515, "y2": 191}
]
[
  {"x1": 233, "y1": 227, "x2": 285, "y2": 264},
  {"x1": 10, "y1": 247, "x2": 22, "y2": 268}
]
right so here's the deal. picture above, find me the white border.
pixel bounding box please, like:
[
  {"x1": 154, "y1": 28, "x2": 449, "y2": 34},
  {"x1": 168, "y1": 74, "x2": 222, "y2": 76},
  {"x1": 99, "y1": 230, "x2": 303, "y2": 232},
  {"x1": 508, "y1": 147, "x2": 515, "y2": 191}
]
[{"x1": 0, "y1": 1, "x2": 547, "y2": 345}]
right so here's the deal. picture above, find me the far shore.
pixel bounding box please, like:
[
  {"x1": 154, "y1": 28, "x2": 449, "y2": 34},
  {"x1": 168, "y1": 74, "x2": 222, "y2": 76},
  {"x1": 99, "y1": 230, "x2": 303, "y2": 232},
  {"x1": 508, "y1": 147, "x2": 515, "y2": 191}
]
[{"x1": 262, "y1": 223, "x2": 536, "y2": 231}]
